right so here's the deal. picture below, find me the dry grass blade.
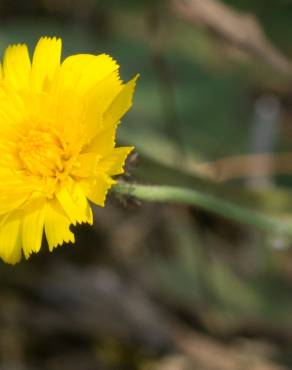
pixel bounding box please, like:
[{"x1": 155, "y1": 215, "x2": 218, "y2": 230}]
[
  {"x1": 171, "y1": 0, "x2": 292, "y2": 75},
  {"x1": 191, "y1": 152, "x2": 292, "y2": 182}
]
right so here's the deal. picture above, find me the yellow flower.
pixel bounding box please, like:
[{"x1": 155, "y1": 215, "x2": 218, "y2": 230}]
[{"x1": 0, "y1": 36, "x2": 137, "y2": 264}]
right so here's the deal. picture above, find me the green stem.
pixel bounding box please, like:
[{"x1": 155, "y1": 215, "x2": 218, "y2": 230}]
[{"x1": 113, "y1": 182, "x2": 292, "y2": 235}]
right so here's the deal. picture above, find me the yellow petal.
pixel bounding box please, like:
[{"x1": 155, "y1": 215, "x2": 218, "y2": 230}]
[
  {"x1": 80, "y1": 173, "x2": 115, "y2": 207},
  {"x1": 82, "y1": 71, "x2": 122, "y2": 141},
  {"x1": 61, "y1": 53, "x2": 118, "y2": 95},
  {"x1": 0, "y1": 191, "x2": 28, "y2": 216},
  {"x1": 0, "y1": 173, "x2": 45, "y2": 204},
  {"x1": 31, "y1": 37, "x2": 62, "y2": 91},
  {"x1": 45, "y1": 198, "x2": 75, "y2": 251},
  {"x1": 0, "y1": 212, "x2": 22, "y2": 264},
  {"x1": 71, "y1": 152, "x2": 100, "y2": 178},
  {"x1": 103, "y1": 74, "x2": 139, "y2": 127},
  {"x1": 87, "y1": 121, "x2": 119, "y2": 157},
  {"x1": 0, "y1": 89, "x2": 27, "y2": 126},
  {"x1": 0, "y1": 198, "x2": 26, "y2": 216},
  {"x1": 56, "y1": 182, "x2": 93, "y2": 225},
  {"x1": 3, "y1": 44, "x2": 31, "y2": 90},
  {"x1": 98, "y1": 146, "x2": 134, "y2": 176},
  {"x1": 22, "y1": 199, "x2": 46, "y2": 259}
]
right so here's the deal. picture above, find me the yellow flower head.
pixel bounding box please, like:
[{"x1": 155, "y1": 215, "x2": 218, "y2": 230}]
[{"x1": 0, "y1": 36, "x2": 137, "y2": 264}]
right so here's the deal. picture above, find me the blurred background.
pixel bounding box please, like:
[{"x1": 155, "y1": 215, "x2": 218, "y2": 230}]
[{"x1": 3, "y1": 0, "x2": 292, "y2": 369}]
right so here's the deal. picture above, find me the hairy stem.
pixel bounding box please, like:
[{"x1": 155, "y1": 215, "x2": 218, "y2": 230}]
[{"x1": 113, "y1": 182, "x2": 292, "y2": 235}]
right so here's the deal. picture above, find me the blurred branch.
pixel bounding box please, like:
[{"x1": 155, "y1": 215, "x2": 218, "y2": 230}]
[
  {"x1": 191, "y1": 152, "x2": 292, "y2": 182},
  {"x1": 171, "y1": 0, "x2": 292, "y2": 76},
  {"x1": 113, "y1": 183, "x2": 292, "y2": 235}
]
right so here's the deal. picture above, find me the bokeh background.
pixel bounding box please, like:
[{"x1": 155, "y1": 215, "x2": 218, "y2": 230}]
[{"x1": 2, "y1": 0, "x2": 292, "y2": 369}]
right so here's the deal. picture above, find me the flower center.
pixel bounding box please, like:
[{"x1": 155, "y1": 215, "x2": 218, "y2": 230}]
[{"x1": 19, "y1": 128, "x2": 67, "y2": 177}]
